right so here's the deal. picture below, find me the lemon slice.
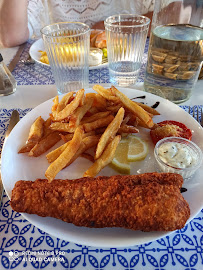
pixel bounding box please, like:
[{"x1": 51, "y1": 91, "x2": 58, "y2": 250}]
[
  {"x1": 111, "y1": 139, "x2": 130, "y2": 174},
  {"x1": 127, "y1": 135, "x2": 148, "y2": 162}
]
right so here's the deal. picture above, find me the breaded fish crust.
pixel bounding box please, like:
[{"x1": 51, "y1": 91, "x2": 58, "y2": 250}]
[{"x1": 10, "y1": 173, "x2": 190, "y2": 232}]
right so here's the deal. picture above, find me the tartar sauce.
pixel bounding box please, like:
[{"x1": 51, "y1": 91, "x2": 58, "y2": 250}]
[
  {"x1": 158, "y1": 142, "x2": 198, "y2": 168},
  {"x1": 89, "y1": 48, "x2": 103, "y2": 66}
]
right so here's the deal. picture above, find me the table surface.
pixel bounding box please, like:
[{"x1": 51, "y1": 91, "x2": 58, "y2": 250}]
[{"x1": 0, "y1": 40, "x2": 203, "y2": 270}]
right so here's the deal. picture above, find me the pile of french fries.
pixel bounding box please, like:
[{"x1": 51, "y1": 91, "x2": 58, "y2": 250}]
[{"x1": 18, "y1": 85, "x2": 159, "y2": 181}]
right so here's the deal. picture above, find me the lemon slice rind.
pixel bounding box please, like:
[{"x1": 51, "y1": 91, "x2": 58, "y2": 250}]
[
  {"x1": 111, "y1": 138, "x2": 130, "y2": 174},
  {"x1": 127, "y1": 136, "x2": 148, "y2": 162},
  {"x1": 110, "y1": 160, "x2": 130, "y2": 174}
]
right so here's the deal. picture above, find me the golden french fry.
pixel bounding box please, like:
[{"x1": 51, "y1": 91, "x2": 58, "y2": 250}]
[
  {"x1": 94, "y1": 127, "x2": 106, "y2": 134},
  {"x1": 127, "y1": 114, "x2": 139, "y2": 127},
  {"x1": 82, "y1": 131, "x2": 96, "y2": 138},
  {"x1": 28, "y1": 116, "x2": 45, "y2": 143},
  {"x1": 65, "y1": 135, "x2": 100, "y2": 167},
  {"x1": 69, "y1": 97, "x2": 93, "y2": 128},
  {"x1": 60, "y1": 133, "x2": 74, "y2": 142},
  {"x1": 46, "y1": 141, "x2": 70, "y2": 163},
  {"x1": 93, "y1": 84, "x2": 119, "y2": 102},
  {"x1": 122, "y1": 115, "x2": 131, "y2": 126},
  {"x1": 43, "y1": 117, "x2": 52, "y2": 137},
  {"x1": 60, "y1": 131, "x2": 96, "y2": 142},
  {"x1": 84, "y1": 135, "x2": 121, "y2": 177},
  {"x1": 50, "y1": 122, "x2": 76, "y2": 133},
  {"x1": 111, "y1": 86, "x2": 154, "y2": 128},
  {"x1": 136, "y1": 118, "x2": 152, "y2": 129},
  {"x1": 82, "y1": 115, "x2": 114, "y2": 133},
  {"x1": 82, "y1": 134, "x2": 100, "y2": 148},
  {"x1": 45, "y1": 127, "x2": 83, "y2": 181},
  {"x1": 86, "y1": 93, "x2": 107, "y2": 108},
  {"x1": 147, "y1": 112, "x2": 154, "y2": 118},
  {"x1": 18, "y1": 116, "x2": 45, "y2": 153},
  {"x1": 47, "y1": 133, "x2": 99, "y2": 164},
  {"x1": 79, "y1": 92, "x2": 85, "y2": 107},
  {"x1": 18, "y1": 141, "x2": 37, "y2": 154},
  {"x1": 81, "y1": 111, "x2": 111, "y2": 124},
  {"x1": 106, "y1": 104, "x2": 122, "y2": 112},
  {"x1": 87, "y1": 106, "x2": 100, "y2": 115},
  {"x1": 54, "y1": 89, "x2": 85, "y2": 121},
  {"x1": 28, "y1": 131, "x2": 61, "y2": 157},
  {"x1": 52, "y1": 96, "x2": 59, "y2": 116},
  {"x1": 44, "y1": 117, "x2": 52, "y2": 128},
  {"x1": 135, "y1": 102, "x2": 160, "y2": 115},
  {"x1": 118, "y1": 124, "x2": 139, "y2": 134},
  {"x1": 57, "y1": 92, "x2": 75, "y2": 112},
  {"x1": 95, "y1": 107, "x2": 124, "y2": 159}
]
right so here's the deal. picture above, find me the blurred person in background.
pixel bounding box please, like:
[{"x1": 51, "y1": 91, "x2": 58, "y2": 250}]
[
  {"x1": 0, "y1": 0, "x2": 155, "y2": 47},
  {"x1": 0, "y1": 0, "x2": 200, "y2": 48}
]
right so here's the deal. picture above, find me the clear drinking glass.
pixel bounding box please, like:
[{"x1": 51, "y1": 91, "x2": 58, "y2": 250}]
[
  {"x1": 104, "y1": 14, "x2": 150, "y2": 87},
  {"x1": 41, "y1": 22, "x2": 90, "y2": 94},
  {"x1": 144, "y1": 0, "x2": 203, "y2": 104}
]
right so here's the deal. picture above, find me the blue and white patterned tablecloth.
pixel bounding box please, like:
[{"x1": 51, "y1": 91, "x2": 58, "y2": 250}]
[
  {"x1": 0, "y1": 107, "x2": 203, "y2": 270},
  {"x1": 12, "y1": 39, "x2": 149, "y2": 86}
]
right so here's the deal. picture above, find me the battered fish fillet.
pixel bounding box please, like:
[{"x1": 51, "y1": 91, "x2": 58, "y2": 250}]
[{"x1": 10, "y1": 173, "x2": 190, "y2": 232}]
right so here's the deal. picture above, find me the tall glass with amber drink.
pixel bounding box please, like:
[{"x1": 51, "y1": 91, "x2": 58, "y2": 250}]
[{"x1": 144, "y1": 0, "x2": 203, "y2": 103}]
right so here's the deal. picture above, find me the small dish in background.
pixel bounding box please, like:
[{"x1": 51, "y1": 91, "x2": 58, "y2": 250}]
[
  {"x1": 89, "y1": 48, "x2": 103, "y2": 66},
  {"x1": 29, "y1": 36, "x2": 108, "y2": 70},
  {"x1": 154, "y1": 137, "x2": 203, "y2": 179}
]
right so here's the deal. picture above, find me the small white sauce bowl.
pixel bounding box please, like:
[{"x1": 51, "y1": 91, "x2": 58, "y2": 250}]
[
  {"x1": 154, "y1": 137, "x2": 203, "y2": 179},
  {"x1": 89, "y1": 48, "x2": 103, "y2": 66}
]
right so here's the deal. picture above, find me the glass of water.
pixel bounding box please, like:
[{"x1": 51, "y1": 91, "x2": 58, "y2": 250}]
[
  {"x1": 104, "y1": 14, "x2": 150, "y2": 87},
  {"x1": 41, "y1": 22, "x2": 90, "y2": 94},
  {"x1": 144, "y1": 0, "x2": 203, "y2": 104}
]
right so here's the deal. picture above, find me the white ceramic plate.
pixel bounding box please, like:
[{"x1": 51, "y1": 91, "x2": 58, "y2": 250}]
[
  {"x1": 2, "y1": 88, "x2": 203, "y2": 247},
  {"x1": 29, "y1": 38, "x2": 108, "y2": 70}
]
